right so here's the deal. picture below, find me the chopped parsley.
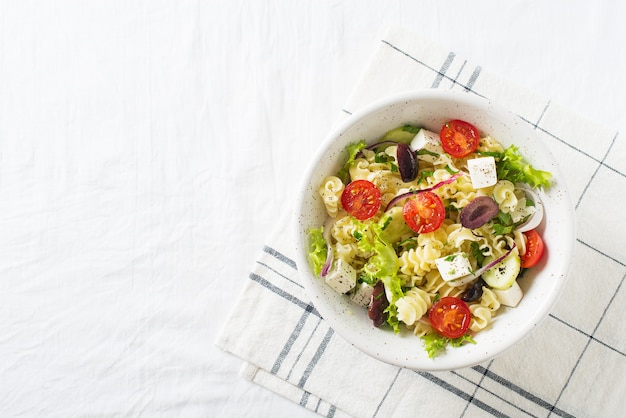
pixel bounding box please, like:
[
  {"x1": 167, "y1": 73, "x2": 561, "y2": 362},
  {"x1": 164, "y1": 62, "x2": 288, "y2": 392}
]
[
  {"x1": 416, "y1": 170, "x2": 434, "y2": 185},
  {"x1": 491, "y1": 211, "x2": 515, "y2": 235},
  {"x1": 470, "y1": 242, "x2": 486, "y2": 267},
  {"x1": 444, "y1": 164, "x2": 459, "y2": 174},
  {"x1": 417, "y1": 148, "x2": 439, "y2": 158},
  {"x1": 374, "y1": 153, "x2": 391, "y2": 163},
  {"x1": 395, "y1": 237, "x2": 417, "y2": 253},
  {"x1": 491, "y1": 210, "x2": 530, "y2": 235}
]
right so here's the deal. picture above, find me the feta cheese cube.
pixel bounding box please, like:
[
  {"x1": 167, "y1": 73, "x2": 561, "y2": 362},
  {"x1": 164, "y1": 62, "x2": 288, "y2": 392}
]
[
  {"x1": 350, "y1": 282, "x2": 375, "y2": 307},
  {"x1": 410, "y1": 129, "x2": 443, "y2": 163},
  {"x1": 492, "y1": 280, "x2": 523, "y2": 307},
  {"x1": 468, "y1": 156, "x2": 498, "y2": 189},
  {"x1": 324, "y1": 258, "x2": 357, "y2": 294},
  {"x1": 435, "y1": 252, "x2": 474, "y2": 286}
]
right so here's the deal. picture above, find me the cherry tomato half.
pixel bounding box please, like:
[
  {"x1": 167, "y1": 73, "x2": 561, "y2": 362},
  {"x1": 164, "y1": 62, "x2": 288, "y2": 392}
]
[
  {"x1": 521, "y1": 230, "x2": 545, "y2": 268},
  {"x1": 440, "y1": 119, "x2": 480, "y2": 158},
  {"x1": 402, "y1": 191, "x2": 445, "y2": 234},
  {"x1": 429, "y1": 296, "x2": 471, "y2": 339},
  {"x1": 341, "y1": 179, "x2": 382, "y2": 220}
]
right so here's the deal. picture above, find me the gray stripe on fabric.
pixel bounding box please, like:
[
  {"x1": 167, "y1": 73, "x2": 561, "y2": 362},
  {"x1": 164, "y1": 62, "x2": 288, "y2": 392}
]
[
  {"x1": 249, "y1": 273, "x2": 321, "y2": 318},
  {"x1": 459, "y1": 361, "x2": 499, "y2": 418},
  {"x1": 314, "y1": 398, "x2": 322, "y2": 413},
  {"x1": 286, "y1": 319, "x2": 323, "y2": 382},
  {"x1": 472, "y1": 366, "x2": 574, "y2": 417},
  {"x1": 256, "y1": 260, "x2": 304, "y2": 289},
  {"x1": 576, "y1": 238, "x2": 626, "y2": 268},
  {"x1": 520, "y1": 115, "x2": 625, "y2": 180},
  {"x1": 380, "y1": 39, "x2": 489, "y2": 100},
  {"x1": 451, "y1": 60, "x2": 468, "y2": 87},
  {"x1": 271, "y1": 309, "x2": 313, "y2": 374},
  {"x1": 549, "y1": 272, "x2": 626, "y2": 417},
  {"x1": 417, "y1": 371, "x2": 510, "y2": 418},
  {"x1": 450, "y1": 366, "x2": 539, "y2": 418},
  {"x1": 372, "y1": 368, "x2": 402, "y2": 418},
  {"x1": 432, "y1": 52, "x2": 456, "y2": 88},
  {"x1": 465, "y1": 65, "x2": 482, "y2": 91},
  {"x1": 549, "y1": 312, "x2": 626, "y2": 357},
  {"x1": 533, "y1": 100, "x2": 551, "y2": 128},
  {"x1": 297, "y1": 327, "x2": 334, "y2": 388},
  {"x1": 575, "y1": 132, "x2": 618, "y2": 209},
  {"x1": 263, "y1": 245, "x2": 297, "y2": 269},
  {"x1": 299, "y1": 390, "x2": 310, "y2": 407},
  {"x1": 327, "y1": 405, "x2": 336, "y2": 418}
]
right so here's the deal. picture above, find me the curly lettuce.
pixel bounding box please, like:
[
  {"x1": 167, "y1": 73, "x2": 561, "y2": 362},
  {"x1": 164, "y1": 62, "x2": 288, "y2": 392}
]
[
  {"x1": 421, "y1": 333, "x2": 476, "y2": 358},
  {"x1": 351, "y1": 218, "x2": 403, "y2": 333},
  {"x1": 494, "y1": 145, "x2": 552, "y2": 189},
  {"x1": 307, "y1": 227, "x2": 327, "y2": 276},
  {"x1": 337, "y1": 140, "x2": 367, "y2": 183}
]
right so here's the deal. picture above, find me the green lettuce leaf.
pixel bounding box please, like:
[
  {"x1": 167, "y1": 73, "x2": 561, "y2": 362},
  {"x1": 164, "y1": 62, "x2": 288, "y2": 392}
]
[
  {"x1": 495, "y1": 145, "x2": 552, "y2": 189},
  {"x1": 307, "y1": 226, "x2": 327, "y2": 276},
  {"x1": 351, "y1": 218, "x2": 403, "y2": 332},
  {"x1": 337, "y1": 140, "x2": 367, "y2": 183}
]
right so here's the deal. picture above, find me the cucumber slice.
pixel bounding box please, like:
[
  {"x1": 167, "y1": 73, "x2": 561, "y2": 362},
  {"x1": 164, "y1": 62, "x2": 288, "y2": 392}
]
[
  {"x1": 481, "y1": 250, "x2": 521, "y2": 290},
  {"x1": 381, "y1": 125, "x2": 420, "y2": 144}
]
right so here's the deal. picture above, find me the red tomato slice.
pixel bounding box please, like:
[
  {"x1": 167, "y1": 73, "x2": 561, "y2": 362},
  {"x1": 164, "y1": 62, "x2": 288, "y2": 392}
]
[
  {"x1": 341, "y1": 179, "x2": 382, "y2": 220},
  {"x1": 440, "y1": 119, "x2": 480, "y2": 158},
  {"x1": 402, "y1": 191, "x2": 445, "y2": 234},
  {"x1": 429, "y1": 296, "x2": 471, "y2": 339},
  {"x1": 521, "y1": 230, "x2": 545, "y2": 268}
]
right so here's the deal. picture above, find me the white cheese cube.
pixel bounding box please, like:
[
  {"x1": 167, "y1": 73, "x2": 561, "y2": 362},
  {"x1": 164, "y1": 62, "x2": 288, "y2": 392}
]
[
  {"x1": 325, "y1": 258, "x2": 357, "y2": 294},
  {"x1": 350, "y1": 282, "x2": 375, "y2": 307},
  {"x1": 435, "y1": 252, "x2": 474, "y2": 286},
  {"x1": 410, "y1": 129, "x2": 443, "y2": 163},
  {"x1": 492, "y1": 280, "x2": 523, "y2": 307},
  {"x1": 468, "y1": 156, "x2": 498, "y2": 189}
]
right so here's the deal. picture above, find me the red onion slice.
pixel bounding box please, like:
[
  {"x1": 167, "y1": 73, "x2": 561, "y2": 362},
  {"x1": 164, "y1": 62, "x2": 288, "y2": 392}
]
[
  {"x1": 365, "y1": 140, "x2": 397, "y2": 151},
  {"x1": 384, "y1": 173, "x2": 463, "y2": 211},
  {"x1": 470, "y1": 242, "x2": 517, "y2": 279},
  {"x1": 320, "y1": 218, "x2": 334, "y2": 277}
]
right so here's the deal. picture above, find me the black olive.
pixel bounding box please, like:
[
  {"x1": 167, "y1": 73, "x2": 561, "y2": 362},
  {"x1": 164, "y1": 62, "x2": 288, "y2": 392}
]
[
  {"x1": 368, "y1": 281, "x2": 389, "y2": 327},
  {"x1": 462, "y1": 278, "x2": 486, "y2": 303},
  {"x1": 460, "y1": 196, "x2": 499, "y2": 229},
  {"x1": 396, "y1": 143, "x2": 418, "y2": 182}
]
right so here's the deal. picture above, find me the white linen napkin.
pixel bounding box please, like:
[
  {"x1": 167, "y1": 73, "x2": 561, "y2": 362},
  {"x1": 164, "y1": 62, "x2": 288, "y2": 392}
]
[{"x1": 216, "y1": 28, "x2": 626, "y2": 418}]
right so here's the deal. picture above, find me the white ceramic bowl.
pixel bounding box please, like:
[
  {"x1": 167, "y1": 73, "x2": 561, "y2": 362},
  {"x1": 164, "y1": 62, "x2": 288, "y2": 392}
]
[{"x1": 293, "y1": 90, "x2": 575, "y2": 371}]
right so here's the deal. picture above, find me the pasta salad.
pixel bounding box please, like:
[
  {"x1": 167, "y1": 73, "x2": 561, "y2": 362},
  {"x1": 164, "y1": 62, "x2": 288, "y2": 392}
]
[{"x1": 307, "y1": 120, "x2": 551, "y2": 358}]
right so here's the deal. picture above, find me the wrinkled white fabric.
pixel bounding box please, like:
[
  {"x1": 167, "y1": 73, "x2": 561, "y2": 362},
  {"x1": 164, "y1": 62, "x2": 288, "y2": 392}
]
[{"x1": 1, "y1": 1, "x2": 626, "y2": 417}]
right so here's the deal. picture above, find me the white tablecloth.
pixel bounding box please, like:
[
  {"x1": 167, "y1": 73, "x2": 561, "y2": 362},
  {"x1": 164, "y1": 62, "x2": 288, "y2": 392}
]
[{"x1": 1, "y1": 1, "x2": 625, "y2": 417}]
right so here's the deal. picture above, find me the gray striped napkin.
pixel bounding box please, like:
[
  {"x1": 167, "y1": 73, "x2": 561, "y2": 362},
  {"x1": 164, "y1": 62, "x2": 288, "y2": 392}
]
[{"x1": 216, "y1": 28, "x2": 625, "y2": 417}]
